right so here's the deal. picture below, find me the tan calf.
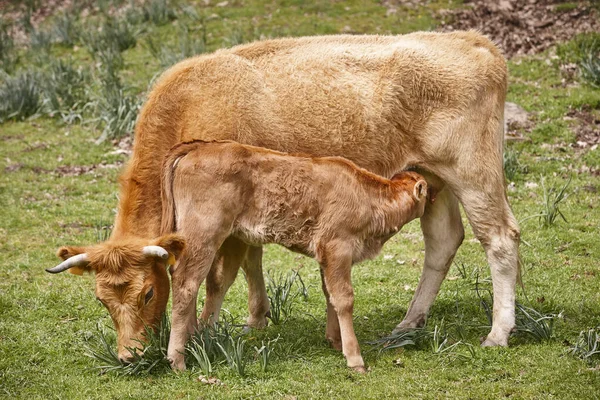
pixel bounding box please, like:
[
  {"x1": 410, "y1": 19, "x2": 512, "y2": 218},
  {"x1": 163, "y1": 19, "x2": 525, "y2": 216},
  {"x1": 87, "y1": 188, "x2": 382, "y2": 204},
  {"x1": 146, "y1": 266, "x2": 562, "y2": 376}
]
[{"x1": 161, "y1": 140, "x2": 428, "y2": 371}]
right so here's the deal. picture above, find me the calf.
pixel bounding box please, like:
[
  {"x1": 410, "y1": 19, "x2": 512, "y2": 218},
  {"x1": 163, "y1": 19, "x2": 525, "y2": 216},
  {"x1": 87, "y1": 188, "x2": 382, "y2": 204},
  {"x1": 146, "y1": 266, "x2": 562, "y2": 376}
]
[{"x1": 161, "y1": 140, "x2": 429, "y2": 372}]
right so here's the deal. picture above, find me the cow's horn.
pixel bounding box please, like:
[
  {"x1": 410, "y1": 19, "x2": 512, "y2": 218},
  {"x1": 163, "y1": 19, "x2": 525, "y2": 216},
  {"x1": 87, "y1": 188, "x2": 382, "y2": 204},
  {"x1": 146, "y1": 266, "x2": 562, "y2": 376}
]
[
  {"x1": 46, "y1": 253, "x2": 89, "y2": 274},
  {"x1": 142, "y1": 246, "x2": 169, "y2": 259}
]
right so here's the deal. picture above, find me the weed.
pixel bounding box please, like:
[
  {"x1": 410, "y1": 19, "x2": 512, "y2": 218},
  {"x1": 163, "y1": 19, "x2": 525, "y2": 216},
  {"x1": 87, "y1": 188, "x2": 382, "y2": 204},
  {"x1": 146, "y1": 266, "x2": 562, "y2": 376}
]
[
  {"x1": 187, "y1": 336, "x2": 213, "y2": 376},
  {"x1": 83, "y1": 17, "x2": 138, "y2": 55},
  {"x1": 217, "y1": 336, "x2": 248, "y2": 377},
  {"x1": 94, "y1": 220, "x2": 112, "y2": 242},
  {"x1": 44, "y1": 58, "x2": 91, "y2": 120},
  {"x1": 570, "y1": 327, "x2": 600, "y2": 365},
  {"x1": 142, "y1": 0, "x2": 178, "y2": 26},
  {"x1": 146, "y1": 24, "x2": 206, "y2": 68},
  {"x1": 254, "y1": 336, "x2": 279, "y2": 373},
  {"x1": 557, "y1": 33, "x2": 600, "y2": 87},
  {"x1": 504, "y1": 147, "x2": 527, "y2": 182},
  {"x1": 368, "y1": 329, "x2": 422, "y2": 353},
  {"x1": 0, "y1": 22, "x2": 19, "y2": 74},
  {"x1": 52, "y1": 12, "x2": 80, "y2": 47},
  {"x1": 95, "y1": 82, "x2": 141, "y2": 141},
  {"x1": 85, "y1": 314, "x2": 171, "y2": 375},
  {"x1": 538, "y1": 176, "x2": 571, "y2": 227},
  {"x1": 29, "y1": 27, "x2": 53, "y2": 52},
  {"x1": 0, "y1": 70, "x2": 44, "y2": 122},
  {"x1": 266, "y1": 269, "x2": 307, "y2": 325},
  {"x1": 515, "y1": 304, "x2": 558, "y2": 342}
]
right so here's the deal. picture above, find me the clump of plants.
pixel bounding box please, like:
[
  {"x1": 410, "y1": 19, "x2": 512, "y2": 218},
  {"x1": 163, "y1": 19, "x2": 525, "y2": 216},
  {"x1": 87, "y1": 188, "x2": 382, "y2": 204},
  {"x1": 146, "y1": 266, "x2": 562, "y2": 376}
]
[
  {"x1": 266, "y1": 269, "x2": 308, "y2": 325},
  {"x1": 569, "y1": 327, "x2": 600, "y2": 366}
]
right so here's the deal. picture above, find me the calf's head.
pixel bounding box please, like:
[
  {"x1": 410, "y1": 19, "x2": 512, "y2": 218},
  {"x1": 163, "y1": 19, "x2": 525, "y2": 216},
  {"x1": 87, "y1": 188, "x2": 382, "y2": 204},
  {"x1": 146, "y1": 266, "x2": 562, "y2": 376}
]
[
  {"x1": 47, "y1": 234, "x2": 185, "y2": 361},
  {"x1": 391, "y1": 171, "x2": 429, "y2": 219}
]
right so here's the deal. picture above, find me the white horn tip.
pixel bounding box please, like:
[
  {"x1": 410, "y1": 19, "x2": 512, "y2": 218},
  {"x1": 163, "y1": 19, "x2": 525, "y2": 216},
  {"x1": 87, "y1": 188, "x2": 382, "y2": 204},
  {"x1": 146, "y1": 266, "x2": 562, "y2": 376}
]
[{"x1": 143, "y1": 246, "x2": 169, "y2": 259}]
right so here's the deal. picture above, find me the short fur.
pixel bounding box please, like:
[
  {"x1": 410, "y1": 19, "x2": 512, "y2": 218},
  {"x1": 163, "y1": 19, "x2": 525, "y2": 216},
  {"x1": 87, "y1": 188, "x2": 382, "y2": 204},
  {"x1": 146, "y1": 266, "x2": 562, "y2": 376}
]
[
  {"x1": 161, "y1": 140, "x2": 428, "y2": 371},
  {"x1": 51, "y1": 32, "x2": 520, "y2": 364}
]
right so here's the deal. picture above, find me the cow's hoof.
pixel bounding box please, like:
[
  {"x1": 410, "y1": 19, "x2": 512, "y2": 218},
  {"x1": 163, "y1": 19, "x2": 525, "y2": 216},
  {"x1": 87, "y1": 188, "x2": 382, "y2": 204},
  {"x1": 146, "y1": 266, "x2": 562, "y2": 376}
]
[
  {"x1": 246, "y1": 314, "x2": 269, "y2": 330},
  {"x1": 168, "y1": 356, "x2": 186, "y2": 371},
  {"x1": 480, "y1": 336, "x2": 508, "y2": 347}
]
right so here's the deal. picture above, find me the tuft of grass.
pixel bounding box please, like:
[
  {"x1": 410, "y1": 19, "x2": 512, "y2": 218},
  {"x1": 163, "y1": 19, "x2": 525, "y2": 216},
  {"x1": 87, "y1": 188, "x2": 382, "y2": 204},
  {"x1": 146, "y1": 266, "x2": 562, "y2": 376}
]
[
  {"x1": 217, "y1": 336, "x2": 248, "y2": 377},
  {"x1": 142, "y1": 0, "x2": 178, "y2": 26},
  {"x1": 504, "y1": 147, "x2": 527, "y2": 182},
  {"x1": 82, "y1": 16, "x2": 138, "y2": 55},
  {"x1": 146, "y1": 24, "x2": 207, "y2": 68},
  {"x1": 266, "y1": 269, "x2": 307, "y2": 325},
  {"x1": 85, "y1": 314, "x2": 171, "y2": 375},
  {"x1": 0, "y1": 70, "x2": 44, "y2": 122},
  {"x1": 0, "y1": 21, "x2": 19, "y2": 74},
  {"x1": 95, "y1": 82, "x2": 141, "y2": 142},
  {"x1": 569, "y1": 327, "x2": 600, "y2": 365},
  {"x1": 514, "y1": 304, "x2": 559, "y2": 342},
  {"x1": 44, "y1": 58, "x2": 91, "y2": 121},
  {"x1": 538, "y1": 176, "x2": 571, "y2": 227},
  {"x1": 52, "y1": 12, "x2": 80, "y2": 47},
  {"x1": 557, "y1": 32, "x2": 600, "y2": 87},
  {"x1": 253, "y1": 336, "x2": 279, "y2": 373}
]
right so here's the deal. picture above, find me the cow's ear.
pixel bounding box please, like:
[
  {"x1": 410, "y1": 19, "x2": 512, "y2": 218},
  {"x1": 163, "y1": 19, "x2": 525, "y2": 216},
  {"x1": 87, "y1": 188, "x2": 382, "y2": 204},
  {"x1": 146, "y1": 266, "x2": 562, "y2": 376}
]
[
  {"x1": 55, "y1": 246, "x2": 93, "y2": 275},
  {"x1": 154, "y1": 234, "x2": 186, "y2": 265}
]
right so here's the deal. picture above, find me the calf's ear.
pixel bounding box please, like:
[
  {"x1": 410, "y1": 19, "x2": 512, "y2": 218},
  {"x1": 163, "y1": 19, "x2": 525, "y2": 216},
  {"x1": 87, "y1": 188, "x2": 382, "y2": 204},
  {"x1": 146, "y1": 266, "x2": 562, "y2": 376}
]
[
  {"x1": 155, "y1": 234, "x2": 186, "y2": 265},
  {"x1": 413, "y1": 180, "x2": 428, "y2": 201}
]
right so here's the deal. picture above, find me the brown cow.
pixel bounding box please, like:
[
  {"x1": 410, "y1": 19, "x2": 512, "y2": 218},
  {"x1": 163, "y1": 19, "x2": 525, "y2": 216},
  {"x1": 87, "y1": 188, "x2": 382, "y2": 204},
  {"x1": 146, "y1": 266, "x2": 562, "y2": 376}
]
[
  {"x1": 48, "y1": 31, "x2": 519, "y2": 364},
  {"x1": 160, "y1": 140, "x2": 429, "y2": 371}
]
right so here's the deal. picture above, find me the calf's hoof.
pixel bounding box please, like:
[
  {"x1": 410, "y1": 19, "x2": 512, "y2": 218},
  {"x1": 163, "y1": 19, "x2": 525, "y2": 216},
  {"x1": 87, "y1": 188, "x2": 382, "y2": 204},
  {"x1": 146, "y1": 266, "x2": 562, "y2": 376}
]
[
  {"x1": 352, "y1": 365, "x2": 368, "y2": 374},
  {"x1": 327, "y1": 337, "x2": 343, "y2": 351}
]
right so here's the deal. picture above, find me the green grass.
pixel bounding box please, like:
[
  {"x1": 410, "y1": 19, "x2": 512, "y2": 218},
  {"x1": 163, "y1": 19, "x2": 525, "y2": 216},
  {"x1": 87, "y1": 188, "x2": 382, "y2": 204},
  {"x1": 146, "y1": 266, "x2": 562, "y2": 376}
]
[{"x1": 1, "y1": 0, "x2": 600, "y2": 399}]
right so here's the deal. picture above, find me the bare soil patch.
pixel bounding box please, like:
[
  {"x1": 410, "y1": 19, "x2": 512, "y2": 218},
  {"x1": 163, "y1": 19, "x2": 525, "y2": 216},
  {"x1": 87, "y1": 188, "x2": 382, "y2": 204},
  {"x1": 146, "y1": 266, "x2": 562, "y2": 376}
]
[
  {"x1": 566, "y1": 105, "x2": 600, "y2": 150},
  {"x1": 437, "y1": 0, "x2": 600, "y2": 58}
]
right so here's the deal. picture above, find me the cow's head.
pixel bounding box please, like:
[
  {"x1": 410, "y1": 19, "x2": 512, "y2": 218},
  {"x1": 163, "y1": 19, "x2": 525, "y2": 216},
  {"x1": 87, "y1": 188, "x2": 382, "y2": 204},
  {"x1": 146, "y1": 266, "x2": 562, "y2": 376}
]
[
  {"x1": 47, "y1": 234, "x2": 185, "y2": 362},
  {"x1": 391, "y1": 171, "x2": 429, "y2": 219}
]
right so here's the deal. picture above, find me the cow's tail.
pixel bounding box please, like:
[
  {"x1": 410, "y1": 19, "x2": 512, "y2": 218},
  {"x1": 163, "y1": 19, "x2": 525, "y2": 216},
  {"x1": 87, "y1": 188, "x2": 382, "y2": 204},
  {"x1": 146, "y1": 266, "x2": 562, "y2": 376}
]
[{"x1": 160, "y1": 141, "x2": 204, "y2": 236}]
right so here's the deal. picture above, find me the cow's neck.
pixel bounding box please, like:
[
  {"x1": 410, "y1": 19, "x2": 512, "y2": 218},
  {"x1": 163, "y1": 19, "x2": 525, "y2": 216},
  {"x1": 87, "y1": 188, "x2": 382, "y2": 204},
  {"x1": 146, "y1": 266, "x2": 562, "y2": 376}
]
[{"x1": 110, "y1": 125, "x2": 180, "y2": 241}]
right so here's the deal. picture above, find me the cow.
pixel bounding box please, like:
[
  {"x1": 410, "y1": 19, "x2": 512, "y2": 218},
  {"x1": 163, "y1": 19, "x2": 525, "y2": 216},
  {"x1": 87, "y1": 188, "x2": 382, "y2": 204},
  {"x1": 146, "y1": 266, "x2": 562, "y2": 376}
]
[
  {"x1": 159, "y1": 140, "x2": 429, "y2": 371},
  {"x1": 48, "y1": 31, "x2": 520, "y2": 367}
]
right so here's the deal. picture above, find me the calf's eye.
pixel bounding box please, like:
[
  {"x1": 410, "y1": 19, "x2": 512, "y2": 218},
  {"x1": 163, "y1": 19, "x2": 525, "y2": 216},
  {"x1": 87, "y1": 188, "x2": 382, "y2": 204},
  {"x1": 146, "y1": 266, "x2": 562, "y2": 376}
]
[{"x1": 144, "y1": 287, "x2": 154, "y2": 304}]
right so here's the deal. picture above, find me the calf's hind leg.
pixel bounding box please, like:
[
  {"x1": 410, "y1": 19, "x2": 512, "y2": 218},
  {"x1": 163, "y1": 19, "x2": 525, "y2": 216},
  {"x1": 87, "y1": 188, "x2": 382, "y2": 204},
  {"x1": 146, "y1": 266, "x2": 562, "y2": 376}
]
[
  {"x1": 394, "y1": 188, "x2": 464, "y2": 333},
  {"x1": 243, "y1": 245, "x2": 270, "y2": 329},
  {"x1": 200, "y1": 237, "x2": 249, "y2": 325}
]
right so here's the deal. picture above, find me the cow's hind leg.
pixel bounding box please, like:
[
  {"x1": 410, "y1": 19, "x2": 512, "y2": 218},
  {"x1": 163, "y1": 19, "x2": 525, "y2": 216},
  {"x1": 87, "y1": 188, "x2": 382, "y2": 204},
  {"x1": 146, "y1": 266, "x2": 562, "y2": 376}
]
[
  {"x1": 457, "y1": 186, "x2": 520, "y2": 347},
  {"x1": 393, "y1": 188, "x2": 464, "y2": 333}
]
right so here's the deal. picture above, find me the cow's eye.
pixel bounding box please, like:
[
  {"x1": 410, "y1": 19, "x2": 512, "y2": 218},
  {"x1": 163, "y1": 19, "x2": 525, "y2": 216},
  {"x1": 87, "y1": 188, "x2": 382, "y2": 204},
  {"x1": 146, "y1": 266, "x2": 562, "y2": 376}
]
[{"x1": 144, "y1": 287, "x2": 154, "y2": 304}]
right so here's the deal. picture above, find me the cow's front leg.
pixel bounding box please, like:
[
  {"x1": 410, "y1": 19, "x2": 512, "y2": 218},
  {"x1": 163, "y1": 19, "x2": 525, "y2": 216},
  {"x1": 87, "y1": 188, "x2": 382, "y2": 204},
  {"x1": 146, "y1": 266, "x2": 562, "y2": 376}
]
[
  {"x1": 320, "y1": 243, "x2": 365, "y2": 373},
  {"x1": 168, "y1": 243, "x2": 217, "y2": 371}
]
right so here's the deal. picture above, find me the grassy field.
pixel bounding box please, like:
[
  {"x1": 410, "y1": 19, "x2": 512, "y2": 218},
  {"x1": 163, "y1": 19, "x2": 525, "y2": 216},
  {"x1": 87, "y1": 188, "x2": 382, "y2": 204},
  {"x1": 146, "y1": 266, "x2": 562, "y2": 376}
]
[{"x1": 1, "y1": 1, "x2": 599, "y2": 399}]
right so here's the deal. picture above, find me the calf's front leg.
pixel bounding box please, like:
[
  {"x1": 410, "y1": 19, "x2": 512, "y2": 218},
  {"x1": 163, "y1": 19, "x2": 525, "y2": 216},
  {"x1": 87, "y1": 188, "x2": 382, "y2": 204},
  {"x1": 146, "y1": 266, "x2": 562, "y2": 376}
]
[
  {"x1": 168, "y1": 243, "x2": 218, "y2": 371},
  {"x1": 320, "y1": 244, "x2": 365, "y2": 373}
]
